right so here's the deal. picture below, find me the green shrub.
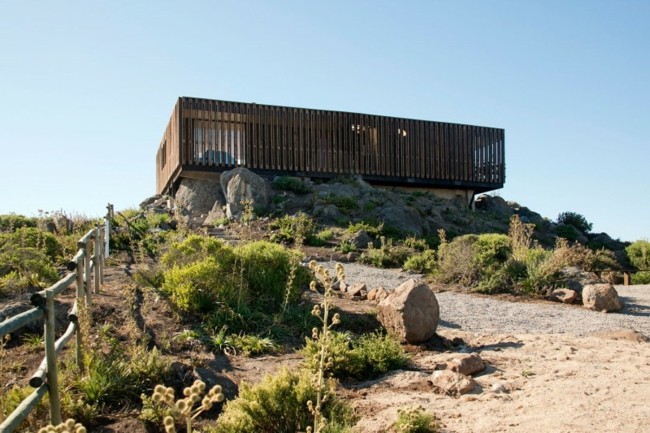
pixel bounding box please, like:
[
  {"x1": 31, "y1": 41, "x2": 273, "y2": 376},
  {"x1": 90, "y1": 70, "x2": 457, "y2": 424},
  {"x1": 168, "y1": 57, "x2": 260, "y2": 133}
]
[
  {"x1": 557, "y1": 211, "x2": 593, "y2": 234},
  {"x1": 632, "y1": 271, "x2": 650, "y2": 284},
  {"x1": 432, "y1": 234, "x2": 478, "y2": 285},
  {"x1": 404, "y1": 250, "x2": 437, "y2": 273},
  {"x1": 402, "y1": 236, "x2": 429, "y2": 252},
  {"x1": 472, "y1": 234, "x2": 511, "y2": 269},
  {"x1": 234, "y1": 241, "x2": 309, "y2": 308},
  {"x1": 272, "y1": 176, "x2": 313, "y2": 194},
  {"x1": 269, "y1": 213, "x2": 316, "y2": 244},
  {"x1": 303, "y1": 331, "x2": 408, "y2": 381},
  {"x1": 336, "y1": 239, "x2": 357, "y2": 254},
  {"x1": 161, "y1": 235, "x2": 231, "y2": 270},
  {"x1": 360, "y1": 237, "x2": 410, "y2": 268},
  {"x1": 626, "y1": 240, "x2": 650, "y2": 270},
  {"x1": 556, "y1": 224, "x2": 581, "y2": 242},
  {"x1": 210, "y1": 368, "x2": 355, "y2": 433},
  {"x1": 347, "y1": 221, "x2": 383, "y2": 237},
  {"x1": 311, "y1": 229, "x2": 335, "y2": 245},
  {"x1": 162, "y1": 259, "x2": 238, "y2": 314},
  {"x1": 394, "y1": 406, "x2": 439, "y2": 433},
  {"x1": 0, "y1": 227, "x2": 63, "y2": 262},
  {"x1": 0, "y1": 214, "x2": 37, "y2": 232},
  {"x1": 321, "y1": 194, "x2": 358, "y2": 212},
  {"x1": 0, "y1": 246, "x2": 59, "y2": 294},
  {"x1": 227, "y1": 334, "x2": 279, "y2": 356}
]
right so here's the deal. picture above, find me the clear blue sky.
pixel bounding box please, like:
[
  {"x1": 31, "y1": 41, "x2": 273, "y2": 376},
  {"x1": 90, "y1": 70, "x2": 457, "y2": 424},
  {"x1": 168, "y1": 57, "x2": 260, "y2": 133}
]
[{"x1": 1, "y1": 1, "x2": 648, "y2": 241}]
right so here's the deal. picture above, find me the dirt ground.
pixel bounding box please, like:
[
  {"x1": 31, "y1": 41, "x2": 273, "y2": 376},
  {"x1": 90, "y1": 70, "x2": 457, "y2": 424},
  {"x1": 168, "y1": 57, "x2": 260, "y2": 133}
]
[{"x1": 2, "y1": 257, "x2": 649, "y2": 433}]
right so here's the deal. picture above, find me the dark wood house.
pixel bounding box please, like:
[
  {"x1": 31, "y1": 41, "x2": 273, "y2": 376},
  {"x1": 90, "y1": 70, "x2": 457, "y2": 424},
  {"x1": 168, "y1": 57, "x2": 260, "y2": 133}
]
[{"x1": 156, "y1": 97, "x2": 505, "y2": 202}]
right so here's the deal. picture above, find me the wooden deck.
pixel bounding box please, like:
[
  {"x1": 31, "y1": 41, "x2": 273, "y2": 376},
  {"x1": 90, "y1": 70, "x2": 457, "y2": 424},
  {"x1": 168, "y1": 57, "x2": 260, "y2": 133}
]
[{"x1": 156, "y1": 97, "x2": 505, "y2": 195}]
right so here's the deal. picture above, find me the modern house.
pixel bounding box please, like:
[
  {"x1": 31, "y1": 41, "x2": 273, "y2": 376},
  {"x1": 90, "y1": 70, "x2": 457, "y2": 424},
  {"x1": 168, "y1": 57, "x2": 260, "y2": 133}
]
[{"x1": 156, "y1": 97, "x2": 505, "y2": 203}]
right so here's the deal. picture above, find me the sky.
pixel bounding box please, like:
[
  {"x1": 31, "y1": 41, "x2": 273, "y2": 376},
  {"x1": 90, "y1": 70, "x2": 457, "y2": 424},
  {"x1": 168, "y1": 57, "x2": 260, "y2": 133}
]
[{"x1": 0, "y1": 1, "x2": 648, "y2": 242}]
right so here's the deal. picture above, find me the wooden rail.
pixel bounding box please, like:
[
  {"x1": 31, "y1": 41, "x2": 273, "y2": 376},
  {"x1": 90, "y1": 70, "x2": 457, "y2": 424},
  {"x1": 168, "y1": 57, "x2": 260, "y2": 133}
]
[
  {"x1": 156, "y1": 97, "x2": 506, "y2": 195},
  {"x1": 0, "y1": 204, "x2": 114, "y2": 432}
]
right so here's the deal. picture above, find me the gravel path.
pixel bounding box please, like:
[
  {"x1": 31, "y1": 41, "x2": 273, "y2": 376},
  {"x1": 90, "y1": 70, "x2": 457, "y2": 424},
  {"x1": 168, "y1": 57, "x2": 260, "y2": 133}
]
[{"x1": 322, "y1": 261, "x2": 650, "y2": 338}]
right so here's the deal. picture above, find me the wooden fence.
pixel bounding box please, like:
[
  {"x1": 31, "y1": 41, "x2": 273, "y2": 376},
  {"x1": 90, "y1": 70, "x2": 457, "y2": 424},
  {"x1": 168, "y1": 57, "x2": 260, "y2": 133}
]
[
  {"x1": 0, "y1": 204, "x2": 114, "y2": 432},
  {"x1": 156, "y1": 97, "x2": 505, "y2": 195}
]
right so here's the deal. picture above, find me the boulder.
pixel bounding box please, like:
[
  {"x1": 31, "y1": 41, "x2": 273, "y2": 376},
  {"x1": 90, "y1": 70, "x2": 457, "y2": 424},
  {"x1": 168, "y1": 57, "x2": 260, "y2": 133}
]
[
  {"x1": 430, "y1": 370, "x2": 476, "y2": 396},
  {"x1": 375, "y1": 204, "x2": 425, "y2": 236},
  {"x1": 549, "y1": 288, "x2": 579, "y2": 304},
  {"x1": 220, "y1": 168, "x2": 271, "y2": 219},
  {"x1": 347, "y1": 283, "x2": 367, "y2": 297},
  {"x1": 175, "y1": 178, "x2": 223, "y2": 216},
  {"x1": 582, "y1": 283, "x2": 623, "y2": 312},
  {"x1": 347, "y1": 230, "x2": 373, "y2": 250},
  {"x1": 447, "y1": 353, "x2": 485, "y2": 376},
  {"x1": 560, "y1": 267, "x2": 602, "y2": 293},
  {"x1": 203, "y1": 195, "x2": 228, "y2": 225},
  {"x1": 367, "y1": 287, "x2": 388, "y2": 302},
  {"x1": 377, "y1": 279, "x2": 439, "y2": 344}
]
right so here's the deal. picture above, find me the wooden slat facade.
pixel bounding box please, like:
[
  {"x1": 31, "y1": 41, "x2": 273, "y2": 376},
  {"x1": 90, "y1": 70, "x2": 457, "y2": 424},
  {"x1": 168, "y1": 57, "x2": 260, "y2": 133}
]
[{"x1": 156, "y1": 97, "x2": 505, "y2": 195}]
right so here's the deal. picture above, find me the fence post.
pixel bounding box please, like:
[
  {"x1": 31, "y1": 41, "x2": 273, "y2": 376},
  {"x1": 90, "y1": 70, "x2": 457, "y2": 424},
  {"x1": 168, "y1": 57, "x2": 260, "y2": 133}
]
[
  {"x1": 45, "y1": 290, "x2": 62, "y2": 425},
  {"x1": 105, "y1": 203, "x2": 113, "y2": 258},
  {"x1": 93, "y1": 227, "x2": 100, "y2": 294},
  {"x1": 75, "y1": 254, "x2": 85, "y2": 373},
  {"x1": 78, "y1": 239, "x2": 91, "y2": 308}
]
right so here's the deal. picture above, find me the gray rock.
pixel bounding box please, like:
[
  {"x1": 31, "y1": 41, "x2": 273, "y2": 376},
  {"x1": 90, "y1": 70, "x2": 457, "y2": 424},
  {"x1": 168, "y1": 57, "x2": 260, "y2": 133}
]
[
  {"x1": 582, "y1": 283, "x2": 623, "y2": 312},
  {"x1": 204, "y1": 195, "x2": 228, "y2": 225},
  {"x1": 560, "y1": 267, "x2": 602, "y2": 293},
  {"x1": 375, "y1": 204, "x2": 424, "y2": 236},
  {"x1": 220, "y1": 168, "x2": 271, "y2": 219},
  {"x1": 175, "y1": 178, "x2": 223, "y2": 216},
  {"x1": 377, "y1": 279, "x2": 439, "y2": 344},
  {"x1": 348, "y1": 230, "x2": 373, "y2": 250}
]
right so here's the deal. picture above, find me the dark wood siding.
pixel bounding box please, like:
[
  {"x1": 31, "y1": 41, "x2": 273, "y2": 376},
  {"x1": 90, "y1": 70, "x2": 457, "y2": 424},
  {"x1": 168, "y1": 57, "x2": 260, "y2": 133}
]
[{"x1": 156, "y1": 97, "x2": 505, "y2": 194}]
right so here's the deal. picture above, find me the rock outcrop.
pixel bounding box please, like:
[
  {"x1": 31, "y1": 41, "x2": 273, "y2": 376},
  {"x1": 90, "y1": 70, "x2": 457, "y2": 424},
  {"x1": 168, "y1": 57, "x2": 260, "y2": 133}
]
[{"x1": 220, "y1": 168, "x2": 271, "y2": 219}]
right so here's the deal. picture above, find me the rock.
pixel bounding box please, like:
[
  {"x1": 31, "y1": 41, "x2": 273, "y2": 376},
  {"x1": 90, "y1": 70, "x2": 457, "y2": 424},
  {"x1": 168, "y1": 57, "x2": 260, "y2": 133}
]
[
  {"x1": 447, "y1": 354, "x2": 485, "y2": 376},
  {"x1": 430, "y1": 370, "x2": 476, "y2": 396},
  {"x1": 582, "y1": 283, "x2": 623, "y2": 312},
  {"x1": 316, "y1": 204, "x2": 345, "y2": 224},
  {"x1": 220, "y1": 168, "x2": 271, "y2": 219},
  {"x1": 368, "y1": 287, "x2": 388, "y2": 302},
  {"x1": 347, "y1": 230, "x2": 373, "y2": 250},
  {"x1": 139, "y1": 194, "x2": 163, "y2": 209},
  {"x1": 475, "y1": 195, "x2": 514, "y2": 217},
  {"x1": 333, "y1": 280, "x2": 348, "y2": 292},
  {"x1": 203, "y1": 195, "x2": 228, "y2": 225},
  {"x1": 367, "y1": 287, "x2": 377, "y2": 301},
  {"x1": 175, "y1": 178, "x2": 223, "y2": 215},
  {"x1": 560, "y1": 267, "x2": 602, "y2": 293},
  {"x1": 549, "y1": 288, "x2": 579, "y2": 304},
  {"x1": 375, "y1": 204, "x2": 424, "y2": 236},
  {"x1": 347, "y1": 283, "x2": 367, "y2": 297},
  {"x1": 377, "y1": 279, "x2": 439, "y2": 344}
]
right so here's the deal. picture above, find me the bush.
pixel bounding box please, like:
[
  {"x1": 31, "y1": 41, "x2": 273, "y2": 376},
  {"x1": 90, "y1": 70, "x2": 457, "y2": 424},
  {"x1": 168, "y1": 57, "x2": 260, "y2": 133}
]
[
  {"x1": 303, "y1": 331, "x2": 408, "y2": 381},
  {"x1": 360, "y1": 237, "x2": 410, "y2": 268},
  {"x1": 347, "y1": 221, "x2": 383, "y2": 237},
  {"x1": 272, "y1": 176, "x2": 313, "y2": 194},
  {"x1": 394, "y1": 406, "x2": 439, "y2": 433},
  {"x1": 556, "y1": 224, "x2": 581, "y2": 242},
  {"x1": 557, "y1": 211, "x2": 593, "y2": 234},
  {"x1": 432, "y1": 234, "x2": 478, "y2": 285},
  {"x1": 0, "y1": 214, "x2": 37, "y2": 232},
  {"x1": 210, "y1": 368, "x2": 355, "y2": 433},
  {"x1": 269, "y1": 213, "x2": 316, "y2": 244},
  {"x1": 626, "y1": 240, "x2": 650, "y2": 270},
  {"x1": 0, "y1": 227, "x2": 63, "y2": 262},
  {"x1": 403, "y1": 250, "x2": 437, "y2": 273},
  {"x1": 321, "y1": 194, "x2": 358, "y2": 212},
  {"x1": 161, "y1": 235, "x2": 231, "y2": 270},
  {"x1": 632, "y1": 271, "x2": 650, "y2": 284},
  {"x1": 0, "y1": 245, "x2": 59, "y2": 294}
]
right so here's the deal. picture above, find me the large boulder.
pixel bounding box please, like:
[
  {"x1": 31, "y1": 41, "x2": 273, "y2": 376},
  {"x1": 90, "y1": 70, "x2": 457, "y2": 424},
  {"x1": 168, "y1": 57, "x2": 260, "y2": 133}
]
[
  {"x1": 377, "y1": 279, "x2": 439, "y2": 344},
  {"x1": 582, "y1": 283, "x2": 623, "y2": 312},
  {"x1": 375, "y1": 204, "x2": 425, "y2": 236},
  {"x1": 220, "y1": 168, "x2": 271, "y2": 219},
  {"x1": 175, "y1": 178, "x2": 223, "y2": 216},
  {"x1": 560, "y1": 267, "x2": 602, "y2": 293}
]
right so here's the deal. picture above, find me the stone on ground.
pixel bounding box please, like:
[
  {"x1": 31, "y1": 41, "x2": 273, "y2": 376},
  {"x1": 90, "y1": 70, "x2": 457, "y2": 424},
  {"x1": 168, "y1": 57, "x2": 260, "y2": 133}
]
[
  {"x1": 582, "y1": 283, "x2": 623, "y2": 312},
  {"x1": 220, "y1": 167, "x2": 271, "y2": 219}
]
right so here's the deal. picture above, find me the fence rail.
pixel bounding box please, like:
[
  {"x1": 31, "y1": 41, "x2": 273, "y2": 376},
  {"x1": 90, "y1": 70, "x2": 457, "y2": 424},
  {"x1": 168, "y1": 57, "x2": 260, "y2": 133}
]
[{"x1": 0, "y1": 204, "x2": 113, "y2": 432}]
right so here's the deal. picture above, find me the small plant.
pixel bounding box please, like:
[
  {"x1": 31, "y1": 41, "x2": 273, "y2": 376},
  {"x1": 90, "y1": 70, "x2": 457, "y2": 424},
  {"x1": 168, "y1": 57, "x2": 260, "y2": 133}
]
[
  {"x1": 403, "y1": 249, "x2": 437, "y2": 273},
  {"x1": 394, "y1": 406, "x2": 439, "y2": 433},
  {"x1": 227, "y1": 334, "x2": 279, "y2": 356},
  {"x1": 360, "y1": 237, "x2": 410, "y2": 268},
  {"x1": 347, "y1": 221, "x2": 383, "y2": 237},
  {"x1": 272, "y1": 176, "x2": 313, "y2": 194},
  {"x1": 148, "y1": 380, "x2": 224, "y2": 433},
  {"x1": 336, "y1": 239, "x2": 357, "y2": 254},
  {"x1": 269, "y1": 212, "x2": 316, "y2": 244},
  {"x1": 38, "y1": 419, "x2": 86, "y2": 433},
  {"x1": 321, "y1": 194, "x2": 358, "y2": 212}
]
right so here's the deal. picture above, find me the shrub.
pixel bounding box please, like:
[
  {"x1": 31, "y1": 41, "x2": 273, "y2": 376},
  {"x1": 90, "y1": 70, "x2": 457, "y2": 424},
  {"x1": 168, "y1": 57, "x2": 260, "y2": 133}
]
[
  {"x1": 402, "y1": 236, "x2": 428, "y2": 252},
  {"x1": 272, "y1": 176, "x2": 313, "y2": 194},
  {"x1": 303, "y1": 331, "x2": 408, "y2": 381},
  {"x1": 0, "y1": 214, "x2": 37, "y2": 232},
  {"x1": 321, "y1": 194, "x2": 358, "y2": 212},
  {"x1": 234, "y1": 241, "x2": 310, "y2": 308},
  {"x1": 161, "y1": 235, "x2": 231, "y2": 270},
  {"x1": 432, "y1": 233, "x2": 479, "y2": 285},
  {"x1": 269, "y1": 213, "x2": 316, "y2": 245},
  {"x1": 557, "y1": 211, "x2": 593, "y2": 234},
  {"x1": 0, "y1": 246, "x2": 59, "y2": 294},
  {"x1": 0, "y1": 227, "x2": 63, "y2": 262},
  {"x1": 632, "y1": 271, "x2": 650, "y2": 284},
  {"x1": 360, "y1": 237, "x2": 410, "y2": 268},
  {"x1": 403, "y1": 250, "x2": 437, "y2": 273},
  {"x1": 394, "y1": 406, "x2": 439, "y2": 433},
  {"x1": 347, "y1": 221, "x2": 383, "y2": 237},
  {"x1": 626, "y1": 240, "x2": 650, "y2": 270},
  {"x1": 210, "y1": 368, "x2": 355, "y2": 433},
  {"x1": 227, "y1": 334, "x2": 279, "y2": 356},
  {"x1": 556, "y1": 224, "x2": 581, "y2": 242},
  {"x1": 162, "y1": 259, "x2": 238, "y2": 314},
  {"x1": 311, "y1": 228, "x2": 335, "y2": 246}
]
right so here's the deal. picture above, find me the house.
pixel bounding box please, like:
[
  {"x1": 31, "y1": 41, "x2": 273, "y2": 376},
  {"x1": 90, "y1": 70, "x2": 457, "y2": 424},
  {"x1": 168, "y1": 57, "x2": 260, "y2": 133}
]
[{"x1": 156, "y1": 97, "x2": 505, "y2": 204}]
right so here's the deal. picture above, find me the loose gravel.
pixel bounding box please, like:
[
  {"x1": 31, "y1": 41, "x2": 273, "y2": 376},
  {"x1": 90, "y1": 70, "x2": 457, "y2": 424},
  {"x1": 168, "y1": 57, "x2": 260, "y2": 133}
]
[{"x1": 322, "y1": 261, "x2": 650, "y2": 338}]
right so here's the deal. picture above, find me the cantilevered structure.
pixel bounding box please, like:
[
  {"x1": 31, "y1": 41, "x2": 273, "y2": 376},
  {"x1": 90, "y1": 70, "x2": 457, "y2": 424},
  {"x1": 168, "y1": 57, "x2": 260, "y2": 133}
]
[{"x1": 156, "y1": 97, "x2": 505, "y2": 200}]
